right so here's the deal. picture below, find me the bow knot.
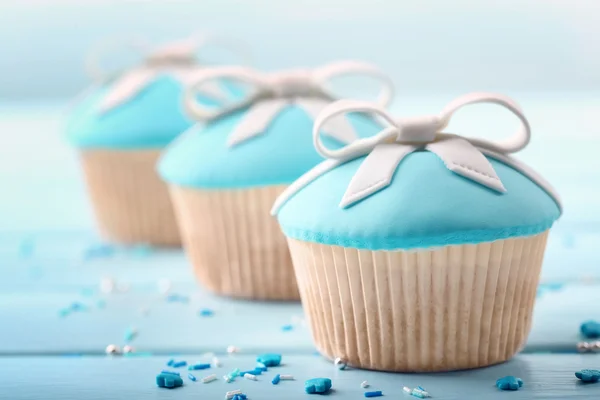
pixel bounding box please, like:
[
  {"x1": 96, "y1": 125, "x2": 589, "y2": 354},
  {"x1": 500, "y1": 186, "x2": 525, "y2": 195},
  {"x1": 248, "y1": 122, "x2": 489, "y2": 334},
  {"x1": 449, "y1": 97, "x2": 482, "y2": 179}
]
[
  {"x1": 271, "y1": 92, "x2": 562, "y2": 215},
  {"x1": 144, "y1": 39, "x2": 198, "y2": 67},
  {"x1": 396, "y1": 115, "x2": 442, "y2": 144},
  {"x1": 265, "y1": 70, "x2": 322, "y2": 98},
  {"x1": 184, "y1": 61, "x2": 394, "y2": 148}
]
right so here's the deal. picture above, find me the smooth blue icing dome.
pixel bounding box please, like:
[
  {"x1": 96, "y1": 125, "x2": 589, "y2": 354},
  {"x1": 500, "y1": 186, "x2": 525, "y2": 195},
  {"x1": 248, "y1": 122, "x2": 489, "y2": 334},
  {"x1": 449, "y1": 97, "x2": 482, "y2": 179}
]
[
  {"x1": 65, "y1": 75, "x2": 220, "y2": 149},
  {"x1": 276, "y1": 151, "x2": 561, "y2": 250},
  {"x1": 157, "y1": 105, "x2": 381, "y2": 189}
]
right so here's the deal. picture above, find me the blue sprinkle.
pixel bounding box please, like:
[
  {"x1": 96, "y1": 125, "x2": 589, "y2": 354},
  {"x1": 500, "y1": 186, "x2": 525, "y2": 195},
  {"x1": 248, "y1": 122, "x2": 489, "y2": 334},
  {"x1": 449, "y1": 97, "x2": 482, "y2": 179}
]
[
  {"x1": 256, "y1": 362, "x2": 268, "y2": 371},
  {"x1": 305, "y1": 378, "x2": 332, "y2": 394},
  {"x1": 281, "y1": 324, "x2": 293, "y2": 332},
  {"x1": 188, "y1": 373, "x2": 197, "y2": 382},
  {"x1": 232, "y1": 395, "x2": 247, "y2": 400},
  {"x1": 575, "y1": 369, "x2": 600, "y2": 382},
  {"x1": 364, "y1": 391, "x2": 383, "y2": 398},
  {"x1": 199, "y1": 308, "x2": 214, "y2": 317},
  {"x1": 581, "y1": 321, "x2": 600, "y2": 339},
  {"x1": 156, "y1": 373, "x2": 183, "y2": 388},
  {"x1": 167, "y1": 359, "x2": 175, "y2": 367},
  {"x1": 257, "y1": 353, "x2": 282, "y2": 367},
  {"x1": 188, "y1": 363, "x2": 211, "y2": 370},
  {"x1": 70, "y1": 302, "x2": 87, "y2": 312},
  {"x1": 166, "y1": 294, "x2": 189, "y2": 303},
  {"x1": 272, "y1": 374, "x2": 281, "y2": 385},
  {"x1": 496, "y1": 376, "x2": 523, "y2": 391},
  {"x1": 124, "y1": 328, "x2": 137, "y2": 343},
  {"x1": 417, "y1": 386, "x2": 425, "y2": 391},
  {"x1": 241, "y1": 368, "x2": 262, "y2": 376},
  {"x1": 161, "y1": 370, "x2": 180, "y2": 376},
  {"x1": 172, "y1": 361, "x2": 187, "y2": 368}
]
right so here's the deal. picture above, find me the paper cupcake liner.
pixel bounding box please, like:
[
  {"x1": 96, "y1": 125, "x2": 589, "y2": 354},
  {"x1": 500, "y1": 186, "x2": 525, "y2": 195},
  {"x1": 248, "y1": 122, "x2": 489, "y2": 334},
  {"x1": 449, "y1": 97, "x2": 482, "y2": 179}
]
[
  {"x1": 169, "y1": 185, "x2": 300, "y2": 301},
  {"x1": 80, "y1": 149, "x2": 180, "y2": 246},
  {"x1": 287, "y1": 231, "x2": 549, "y2": 372}
]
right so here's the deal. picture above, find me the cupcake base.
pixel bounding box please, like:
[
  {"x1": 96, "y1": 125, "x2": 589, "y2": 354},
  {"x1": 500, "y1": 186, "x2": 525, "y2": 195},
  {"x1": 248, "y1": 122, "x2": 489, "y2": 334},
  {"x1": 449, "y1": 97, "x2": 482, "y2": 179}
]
[
  {"x1": 80, "y1": 149, "x2": 181, "y2": 246},
  {"x1": 170, "y1": 185, "x2": 300, "y2": 301},
  {"x1": 287, "y1": 231, "x2": 549, "y2": 372}
]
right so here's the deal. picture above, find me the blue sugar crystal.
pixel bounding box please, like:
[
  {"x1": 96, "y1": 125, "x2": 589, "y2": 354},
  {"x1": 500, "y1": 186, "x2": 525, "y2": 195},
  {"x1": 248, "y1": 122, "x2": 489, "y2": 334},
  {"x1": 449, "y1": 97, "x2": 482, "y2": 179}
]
[
  {"x1": 581, "y1": 320, "x2": 600, "y2": 339},
  {"x1": 496, "y1": 376, "x2": 523, "y2": 390},
  {"x1": 257, "y1": 353, "x2": 282, "y2": 367},
  {"x1": 575, "y1": 369, "x2": 600, "y2": 382},
  {"x1": 305, "y1": 378, "x2": 332, "y2": 394},
  {"x1": 156, "y1": 373, "x2": 183, "y2": 388}
]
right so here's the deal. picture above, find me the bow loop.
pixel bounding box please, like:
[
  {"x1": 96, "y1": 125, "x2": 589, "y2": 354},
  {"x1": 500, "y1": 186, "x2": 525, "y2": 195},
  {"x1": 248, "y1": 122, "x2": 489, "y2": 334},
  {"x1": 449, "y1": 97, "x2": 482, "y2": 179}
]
[
  {"x1": 271, "y1": 92, "x2": 561, "y2": 215},
  {"x1": 265, "y1": 69, "x2": 323, "y2": 98}
]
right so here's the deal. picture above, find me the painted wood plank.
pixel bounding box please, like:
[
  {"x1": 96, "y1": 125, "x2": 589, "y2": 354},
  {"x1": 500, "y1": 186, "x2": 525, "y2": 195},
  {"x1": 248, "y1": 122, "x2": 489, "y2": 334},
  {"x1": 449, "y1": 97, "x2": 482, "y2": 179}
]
[{"x1": 1, "y1": 354, "x2": 600, "y2": 399}]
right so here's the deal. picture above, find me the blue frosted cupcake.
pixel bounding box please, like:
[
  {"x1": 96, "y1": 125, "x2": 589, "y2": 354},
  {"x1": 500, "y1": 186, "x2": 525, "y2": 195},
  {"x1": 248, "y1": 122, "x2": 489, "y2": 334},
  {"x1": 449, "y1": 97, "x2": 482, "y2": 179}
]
[
  {"x1": 272, "y1": 93, "x2": 562, "y2": 370},
  {"x1": 66, "y1": 35, "x2": 240, "y2": 246},
  {"x1": 158, "y1": 62, "x2": 394, "y2": 300}
]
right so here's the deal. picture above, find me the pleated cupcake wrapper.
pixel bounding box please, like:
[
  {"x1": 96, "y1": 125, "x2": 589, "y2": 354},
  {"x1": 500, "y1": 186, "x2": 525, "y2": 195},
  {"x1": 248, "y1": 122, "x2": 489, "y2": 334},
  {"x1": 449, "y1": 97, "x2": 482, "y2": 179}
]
[
  {"x1": 287, "y1": 231, "x2": 549, "y2": 372},
  {"x1": 80, "y1": 149, "x2": 181, "y2": 246},
  {"x1": 169, "y1": 185, "x2": 300, "y2": 301}
]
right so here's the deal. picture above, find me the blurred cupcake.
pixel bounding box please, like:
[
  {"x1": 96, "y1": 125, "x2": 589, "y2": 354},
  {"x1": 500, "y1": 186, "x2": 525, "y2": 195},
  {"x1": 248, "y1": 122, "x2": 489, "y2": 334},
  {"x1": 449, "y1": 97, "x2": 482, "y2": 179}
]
[
  {"x1": 272, "y1": 93, "x2": 562, "y2": 371},
  {"x1": 158, "y1": 62, "x2": 394, "y2": 300},
  {"x1": 65, "y1": 34, "x2": 246, "y2": 246}
]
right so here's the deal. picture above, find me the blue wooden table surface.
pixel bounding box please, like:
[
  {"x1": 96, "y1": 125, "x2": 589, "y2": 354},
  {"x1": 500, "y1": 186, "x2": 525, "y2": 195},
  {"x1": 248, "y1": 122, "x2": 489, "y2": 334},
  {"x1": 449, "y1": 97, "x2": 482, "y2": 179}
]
[{"x1": 1, "y1": 95, "x2": 600, "y2": 399}]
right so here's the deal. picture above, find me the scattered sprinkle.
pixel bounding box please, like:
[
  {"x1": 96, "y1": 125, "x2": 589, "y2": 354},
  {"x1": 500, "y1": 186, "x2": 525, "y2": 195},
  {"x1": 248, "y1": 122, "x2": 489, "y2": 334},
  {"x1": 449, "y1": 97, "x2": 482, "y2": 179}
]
[
  {"x1": 225, "y1": 389, "x2": 242, "y2": 399},
  {"x1": 227, "y1": 345, "x2": 240, "y2": 354},
  {"x1": 281, "y1": 324, "x2": 294, "y2": 331},
  {"x1": 241, "y1": 368, "x2": 262, "y2": 376},
  {"x1": 189, "y1": 363, "x2": 211, "y2": 370},
  {"x1": 124, "y1": 327, "x2": 138, "y2": 343},
  {"x1": 244, "y1": 373, "x2": 257, "y2": 381},
  {"x1": 202, "y1": 374, "x2": 217, "y2": 383},
  {"x1": 496, "y1": 376, "x2": 523, "y2": 391},
  {"x1": 199, "y1": 308, "x2": 214, "y2": 317},
  {"x1": 231, "y1": 368, "x2": 241, "y2": 377},
  {"x1": 257, "y1": 353, "x2": 281, "y2": 367},
  {"x1": 105, "y1": 344, "x2": 121, "y2": 355},
  {"x1": 166, "y1": 293, "x2": 189, "y2": 303},
  {"x1": 334, "y1": 357, "x2": 347, "y2": 370},
  {"x1": 403, "y1": 387, "x2": 412, "y2": 394},
  {"x1": 212, "y1": 356, "x2": 222, "y2": 367},
  {"x1": 581, "y1": 321, "x2": 600, "y2": 339},
  {"x1": 188, "y1": 373, "x2": 197, "y2": 382},
  {"x1": 361, "y1": 381, "x2": 370, "y2": 388},
  {"x1": 123, "y1": 345, "x2": 134, "y2": 354},
  {"x1": 172, "y1": 361, "x2": 187, "y2": 368},
  {"x1": 231, "y1": 395, "x2": 247, "y2": 400},
  {"x1": 575, "y1": 369, "x2": 600, "y2": 382},
  {"x1": 156, "y1": 372, "x2": 183, "y2": 389},
  {"x1": 272, "y1": 374, "x2": 281, "y2": 385},
  {"x1": 305, "y1": 378, "x2": 332, "y2": 394},
  {"x1": 256, "y1": 362, "x2": 267, "y2": 371},
  {"x1": 365, "y1": 391, "x2": 383, "y2": 398},
  {"x1": 167, "y1": 359, "x2": 175, "y2": 367},
  {"x1": 161, "y1": 370, "x2": 180, "y2": 376},
  {"x1": 280, "y1": 374, "x2": 294, "y2": 380},
  {"x1": 403, "y1": 386, "x2": 430, "y2": 398},
  {"x1": 70, "y1": 302, "x2": 87, "y2": 312},
  {"x1": 223, "y1": 375, "x2": 233, "y2": 383}
]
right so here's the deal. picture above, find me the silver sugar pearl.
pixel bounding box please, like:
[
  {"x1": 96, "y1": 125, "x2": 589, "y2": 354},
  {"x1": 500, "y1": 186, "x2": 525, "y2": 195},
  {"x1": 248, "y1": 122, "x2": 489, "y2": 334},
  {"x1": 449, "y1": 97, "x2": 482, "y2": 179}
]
[
  {"x1": 334, "y1": 357, "x2": 347, "y2": 370},
  {"x1": 123, "y1": 345, "x2": 134, "y2": 354},
  {"x1": 105, "y1": 344, "x2": 121, "y2": 355}
]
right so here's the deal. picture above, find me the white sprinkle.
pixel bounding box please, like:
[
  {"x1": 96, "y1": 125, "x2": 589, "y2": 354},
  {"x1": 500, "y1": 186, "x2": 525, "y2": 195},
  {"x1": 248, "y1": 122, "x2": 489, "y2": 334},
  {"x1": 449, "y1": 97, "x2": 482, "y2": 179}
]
[
  {"x1": 105, "y1": 344, "x2": 121, "y2": 355},
  {"x1": 212, "y1": 356, "x2": 222, "y2": 367},
  {"x1": 225, "y1": 389, "x2": 242, "y2": 399},
  {"x1": 158, "y1": 278, "x2": 172, "y2": 294},
  {"x1": 100, "y1": 277, "x2": 115, "y2": 294},
  {"x1": 403, "y1": 386, "x2": 413, "y2": 394},
  {"x1": 279, "y1": 374, "x2": 294, "y2": 380},
  {"x1": 123, "y1": 345, "x2": 134, "y2": 354},
  {"x1": 361, "y1": 380, "x2": 369, "y2": 388},
  {"x1": 414, "y1": 388, "x2": 430, "y2": 397},
  {"x1": 244, "y1": 373, "x2": 257, "y2": 381},
  {"x1": 334, "y1": 357, "x2": 347, "y2": 370},
  {"x1": 202, "y1": 374, "x2": 217, "y2": 383},
  {"x1": 223, "y1": 375, "x2": 232, "y2": 383},
  {"x1": 227, "y1": 345, "x2": 240, "y2": 354}
]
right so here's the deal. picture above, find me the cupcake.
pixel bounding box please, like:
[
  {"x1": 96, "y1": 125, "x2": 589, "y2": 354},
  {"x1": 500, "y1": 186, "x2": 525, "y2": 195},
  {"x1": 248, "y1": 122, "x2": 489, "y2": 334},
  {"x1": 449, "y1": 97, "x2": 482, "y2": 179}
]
[
  {"x1": 158, "y1": 62, "x2": 394, "y2": 300},
  {"x1": 65, "y1": 34, "x2": 243, "y2": 246},
  {"x1": 272, "y1": 93, "x2": 562, "y2": 371}
]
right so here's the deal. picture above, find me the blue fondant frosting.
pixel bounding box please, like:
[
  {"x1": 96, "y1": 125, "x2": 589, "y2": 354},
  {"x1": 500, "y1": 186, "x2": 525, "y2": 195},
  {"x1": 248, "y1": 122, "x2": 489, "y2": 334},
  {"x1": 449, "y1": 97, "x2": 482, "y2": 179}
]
[
  {"x1": 157, "y1": 105, "x2": 381, "y2": 188},
  {"x1": 276, "y1": 152, "x2": 560, "y2": 250},
  {"x1": 273, "y1": 94, "x2": 562, "y2": 251}
]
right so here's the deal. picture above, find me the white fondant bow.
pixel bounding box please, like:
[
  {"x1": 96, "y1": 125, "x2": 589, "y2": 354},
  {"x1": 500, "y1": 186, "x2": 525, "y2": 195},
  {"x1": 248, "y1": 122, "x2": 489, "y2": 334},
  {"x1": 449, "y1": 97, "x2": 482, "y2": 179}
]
[
  {"x1": 271, "y1": 92, "x2": 562, "y2": 214},
  {"x1": 85, "y1": 33, "x2": 250, "y2": 114},
  {"x1": 184, "y1": 61, "x2": 394, "y2": 147}
]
